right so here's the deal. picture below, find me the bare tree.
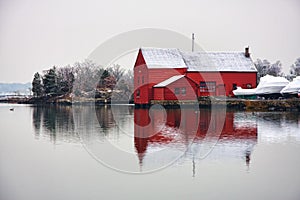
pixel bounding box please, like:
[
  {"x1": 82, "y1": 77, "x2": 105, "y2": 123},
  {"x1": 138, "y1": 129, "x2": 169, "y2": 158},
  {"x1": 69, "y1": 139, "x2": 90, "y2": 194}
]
[
  {"x1": 290, "y1": 57, "x2": 300, "y2": 76},
  {"x1": 72, "y1": 59, "x2": 101, "y2": 96},
  {"x1": 57, "y1": 65, "x2": 75, "y2": 95},
  {"x1": 267, "y1": 60, "x2": 283, "y2": 77},
  {"x1": 255, "y1": 59, "x2": 270, "y2": 83},
  {"x1": 255, "y1": 59, "x2": 284, "y2": 83},
  {"x1": 108, "y1": 64, "x2": 125, "y2": 82}
]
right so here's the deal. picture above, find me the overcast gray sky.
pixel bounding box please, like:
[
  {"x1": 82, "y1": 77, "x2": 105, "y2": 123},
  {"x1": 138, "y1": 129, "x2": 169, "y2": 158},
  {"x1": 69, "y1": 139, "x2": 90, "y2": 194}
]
[{"x1": 0, "y1": 0, "x2": 299, "y2": 83}]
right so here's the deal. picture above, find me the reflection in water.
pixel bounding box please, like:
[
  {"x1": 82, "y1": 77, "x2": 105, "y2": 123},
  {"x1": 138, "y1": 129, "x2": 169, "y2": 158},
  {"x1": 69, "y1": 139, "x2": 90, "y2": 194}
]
[
  {"x1": 32, "y1": 105, "x2": 77, "y2": 144},
  {"x1": 134, "y1": 108, "x2": 258, "y2": 173},
  {"x1": 95, "y1": 105, "x2": 134, "y2": 132},
  {"x1": 256, "y1": 112, "x2": 300, "y2": 144},
  {"x1": 95, "y1": 105, "x2": 115, "y2": 131},
  {"x1": 32, "y1": 105, "x2": 300, "y2": 174}
]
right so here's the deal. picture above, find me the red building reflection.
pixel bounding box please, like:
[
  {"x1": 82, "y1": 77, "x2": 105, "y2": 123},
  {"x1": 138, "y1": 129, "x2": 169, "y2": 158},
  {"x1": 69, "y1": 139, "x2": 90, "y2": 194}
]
[{"x1": 134, "y1": 108, "x2": 257, "y2": 167}]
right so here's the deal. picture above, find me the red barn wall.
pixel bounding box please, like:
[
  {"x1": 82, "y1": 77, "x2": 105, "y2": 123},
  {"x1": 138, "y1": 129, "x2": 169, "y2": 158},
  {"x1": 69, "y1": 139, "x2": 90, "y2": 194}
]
[
  {"x1": 160, "y1": 77, "x2": 198, "y2": 101},
  {"x1": 186, "y1": 72, "x2": 226, "y2": 96},
  {"x1": 221, "y1": 72, "x2": 257, "y2": 96},
  {"x1": 186, "y1": 72, "x2": 257, "y2": 96},
  {"x1": 134, "y1": 49, "x2": 257, "y2": 103},
  {"x1": 134, "y1": 50, "x2": 149, "y2": 104},
  {"x1": 134, "y1": 63, "x2": 149, "y2": 104},
  {"x1": 148, "y1": 68, "x2": 187, "y2": 84},
  {"x1": 153, "y1": 87, "x2": 164, "y2": 100},
  {"x1": 134, "y1": 49, "x2": 187, "y2": 104},
  {"x1": 148, "y1": 68, "x2": 187, "y2": 101}
]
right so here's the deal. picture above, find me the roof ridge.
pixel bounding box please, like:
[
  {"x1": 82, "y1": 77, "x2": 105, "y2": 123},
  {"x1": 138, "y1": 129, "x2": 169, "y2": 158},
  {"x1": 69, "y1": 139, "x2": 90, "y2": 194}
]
[
  {"x1": 140, "y1": 47, "x2": 180, "y2": 50},
  {"x1": 141, "y1": 47, "x2": 244, "y2": 54},
  {"x1": 140, "y1": 47, "x2": 257, "y2": 72}
]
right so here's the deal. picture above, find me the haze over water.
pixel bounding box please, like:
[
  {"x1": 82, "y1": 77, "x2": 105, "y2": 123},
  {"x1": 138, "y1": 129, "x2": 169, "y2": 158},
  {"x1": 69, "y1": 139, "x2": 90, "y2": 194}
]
[{"x1": 1, "y1": 104, "x2": 300, "y2": 200}]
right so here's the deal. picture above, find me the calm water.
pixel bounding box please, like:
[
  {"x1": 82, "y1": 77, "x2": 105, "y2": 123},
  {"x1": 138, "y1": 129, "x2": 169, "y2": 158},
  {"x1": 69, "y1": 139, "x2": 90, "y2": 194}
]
[{"x1": 1, "y1": 104, "x2": 300, "y2": 200}]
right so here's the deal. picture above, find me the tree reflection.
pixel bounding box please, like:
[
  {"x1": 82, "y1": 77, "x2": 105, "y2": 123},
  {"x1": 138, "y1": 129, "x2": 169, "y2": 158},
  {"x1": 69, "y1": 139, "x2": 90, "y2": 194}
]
[
  {"x1": 32, "y1": 105, "x2": 42, "y2": 139},
  {"x1": 95, "y1": 105, "x2": 115, "y2": 131},
  {"x1": 32, "y1": 105, "x2": 76, "y2": 144}
]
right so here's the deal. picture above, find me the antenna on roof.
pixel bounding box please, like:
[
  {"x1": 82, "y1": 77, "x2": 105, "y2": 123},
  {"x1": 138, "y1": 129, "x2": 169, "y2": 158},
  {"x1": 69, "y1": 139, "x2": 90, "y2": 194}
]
[{"x1": 192, "y1": 33, "x2": 195, "y2": 52}]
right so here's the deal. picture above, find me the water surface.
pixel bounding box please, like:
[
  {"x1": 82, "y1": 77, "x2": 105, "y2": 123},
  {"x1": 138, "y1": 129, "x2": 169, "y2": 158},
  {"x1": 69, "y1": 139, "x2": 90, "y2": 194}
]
[{"x1": 0, "y1": 104, "x2": 300, "y2": 200}]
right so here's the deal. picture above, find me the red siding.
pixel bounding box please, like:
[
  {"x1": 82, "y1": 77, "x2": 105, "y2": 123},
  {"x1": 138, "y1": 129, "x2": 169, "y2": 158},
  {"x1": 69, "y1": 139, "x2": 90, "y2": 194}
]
[
  {"x1": 148, "y1": 68, "x2": 187, "y2": 84},
  {"x1": 134, "y1": 49, "x2": 187, "y2": 104},
  {"x1": 187, "y1": 72, "x2": 225, "y2": 96},
  {"x1": 186, "y1": 72, "x2": 257, "y2": 97},
  {"x1": 134, "y1": 50, "x2": 149, "y2": 104},
  {"x1": 134, "y1": 49, "x2": 257, "y2": 103},
  {"x1": 221, "y1": 72, "x2": 257, "y2": 96},
  {"x1": 153, "y1": 87, "x2": 164, "y2": 100},
  {"x1": 153, "y1": 76, "x2": 198, "y2": 101}
]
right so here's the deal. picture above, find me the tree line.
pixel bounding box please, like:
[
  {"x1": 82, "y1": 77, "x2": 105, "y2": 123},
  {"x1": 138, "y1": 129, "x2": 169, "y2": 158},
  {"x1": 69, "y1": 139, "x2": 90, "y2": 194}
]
[
  {"x1": 255, "y1": 57, "x2": 300, "y2": 83},
  {"x1": 32, "y1": 57, "x2": 300, "y2": 98},
  {"x1": 32, "y1": 60, "x2": 133, "y2": 101}
]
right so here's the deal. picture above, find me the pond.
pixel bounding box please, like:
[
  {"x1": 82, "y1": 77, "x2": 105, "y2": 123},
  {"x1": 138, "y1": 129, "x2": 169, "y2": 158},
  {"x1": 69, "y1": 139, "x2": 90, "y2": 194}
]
[{"x1": 0, "y1": 104, "x2": 300, "y2": 200}]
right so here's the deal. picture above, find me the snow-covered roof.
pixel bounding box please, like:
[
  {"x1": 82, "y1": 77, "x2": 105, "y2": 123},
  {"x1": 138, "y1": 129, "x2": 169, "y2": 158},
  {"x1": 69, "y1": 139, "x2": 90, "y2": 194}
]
[
  {"x1": 141, "y1": 48, "x2": 187, "y2": 69},
  {"x1": 153, "y1": 75, "x2": 185, "y2": 87},
  {"x1": 181, "y1": 52, "x2": 257, "y2": 72},
  {"x1": 140, "y1": 48, "x2": 257, "y2": 72},
  {"x1": 280, "y1": 76, "x2": 300, "y2": 94}
]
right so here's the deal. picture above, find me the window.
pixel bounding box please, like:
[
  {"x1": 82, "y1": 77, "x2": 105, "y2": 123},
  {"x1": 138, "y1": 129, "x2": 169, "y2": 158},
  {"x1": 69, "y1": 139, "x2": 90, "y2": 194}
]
[
  {"x1": 200, "y1": 81, "x2": 216, "y2": 92},
  {"x1": 181, "y1": 87, "x2": 186, "y2": 95},
  {"x1": 232, "y1": 83, "x2": 237, "y2": 90},
  {"x1": 200, "y1": 82, "x2": 207, "y2": 92},
  {"x1": 142, "y1": 76, "x2": 144, "y2": 84},
  {"x1": 175, "y1": 88, "x2": 180, "y2": 95},
  {"x1": 206, "y1": 82, "x2": 216, "y2": 92},
  {"x1": 136, "y1": 89, "x2": 140, "y2": 97}
]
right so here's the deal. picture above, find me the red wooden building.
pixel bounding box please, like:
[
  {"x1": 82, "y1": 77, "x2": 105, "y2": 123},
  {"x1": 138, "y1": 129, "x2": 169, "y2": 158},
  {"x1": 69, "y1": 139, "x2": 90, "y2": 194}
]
[{"x1": 134, "y1": 47, "x2": 257, "y2": 105}]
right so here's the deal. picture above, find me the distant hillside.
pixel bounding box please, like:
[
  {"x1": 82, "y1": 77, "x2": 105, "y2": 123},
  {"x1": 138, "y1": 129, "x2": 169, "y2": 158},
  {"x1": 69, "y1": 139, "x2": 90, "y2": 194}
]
[{"x1": 0, "y1": 82, "x2": 31, "y2": 95}]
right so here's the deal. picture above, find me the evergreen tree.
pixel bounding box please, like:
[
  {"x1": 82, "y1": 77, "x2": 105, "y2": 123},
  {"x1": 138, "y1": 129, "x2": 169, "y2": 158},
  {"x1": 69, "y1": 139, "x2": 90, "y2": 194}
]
[
  {"x1": 32, "y1": 72, "x2": 43, "y2": 97},
  {"x1": 97, "y1": 69, "x2": 110, "y2": 88},
  {"x1": 43, "y1": 67, "x2": 58, "y2": 96}
]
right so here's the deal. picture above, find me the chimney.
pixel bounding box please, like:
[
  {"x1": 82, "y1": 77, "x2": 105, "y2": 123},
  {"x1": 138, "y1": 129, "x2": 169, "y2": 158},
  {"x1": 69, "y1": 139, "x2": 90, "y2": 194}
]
[{"x1": 245, "y1": 46, "x2": 250, "y2": 58}]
